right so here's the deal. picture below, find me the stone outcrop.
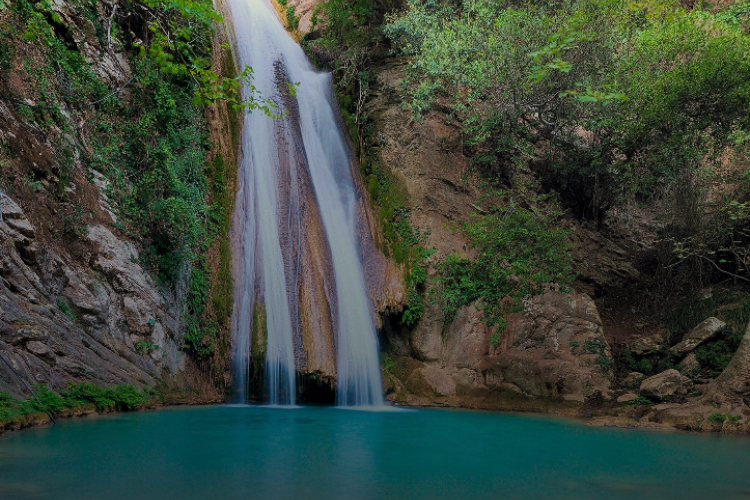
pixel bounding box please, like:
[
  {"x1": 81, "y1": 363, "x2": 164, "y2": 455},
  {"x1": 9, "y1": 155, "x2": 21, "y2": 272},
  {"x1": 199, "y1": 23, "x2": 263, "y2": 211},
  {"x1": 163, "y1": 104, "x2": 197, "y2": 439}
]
[
  {"x1": 0, "y1": 189, "x2": 188, "y2": 399},
  {"x1": 386, "y1": 291, "x2": 613, "y2": 405},
  {"x1": 285, "y1": 0, "x2": 320, "y2": 34},
  {"x1": 670, "y1": 317, "x2": 725, "y2": 357},
  {"x1": 0, "y1": 0, "x2": 224, "y2": 400},
  {"x1": 712, "y1": 320, "x2": 750, "y2": 400},
  {"x1": 567, "y1": 221, "x2": 640, "y2": 297},
  {"x1": 639, "y1": 370, "x2": 690, "y2": 401}
]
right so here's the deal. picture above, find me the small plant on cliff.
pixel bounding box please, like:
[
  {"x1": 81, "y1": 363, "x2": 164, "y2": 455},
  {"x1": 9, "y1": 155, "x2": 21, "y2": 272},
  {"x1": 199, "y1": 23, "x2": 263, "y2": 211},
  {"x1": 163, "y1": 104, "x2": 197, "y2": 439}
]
[
  {"x1": 286, "y1": 5, "x2": 300, "y2": 30},
  {"x1": 625, "y1": 396, "x2": 654, "y2": 407},
  {"x1": 135, "y1": 341, "x2": 159, "y2": 355},
  {"x1": 709, "y1": 413, "x2": 728, "y2": 426},
  {"x1": 56, "y1": 299, "x2": 79, "y2": 324}
]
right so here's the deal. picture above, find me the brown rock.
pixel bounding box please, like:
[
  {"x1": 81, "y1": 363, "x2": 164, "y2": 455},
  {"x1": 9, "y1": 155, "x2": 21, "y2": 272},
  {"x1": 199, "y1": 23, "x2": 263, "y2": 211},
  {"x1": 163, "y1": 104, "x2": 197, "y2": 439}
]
[
  {"x1": 678, "y1": 353, "x2": 700, "y2": 375},
  {"x1": 713, "y1": 320, "x2": 750, "y2": 398},
  {"x1": 639, "y1": 369, "x2": 686, "y2": 401},
  {"x1": 622, "y1": 372, "x2": 645, "y2": 389},
  {"x1": 629, "y1": 335, "x2": 664, "y2": 356},
  {"x1": 617, "y1": 393, "x2": 639, "y2": 403},
  {"x1": 670, "y1": 317, "x2": 725, "y2": 357},
  {"x1": 490, "y1": 291, "x2": 612, "y2": 400}
]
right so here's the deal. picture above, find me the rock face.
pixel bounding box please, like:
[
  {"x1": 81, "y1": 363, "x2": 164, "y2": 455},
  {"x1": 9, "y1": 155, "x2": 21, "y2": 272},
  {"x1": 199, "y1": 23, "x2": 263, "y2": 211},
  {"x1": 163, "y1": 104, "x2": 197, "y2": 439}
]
[
  {"x1": 286, "y1": 0, "x2": 320, "y2": 34},
  {"x1": 0, "y1": 0, "x2": 221, "y2": 399},
  {"x1": 567, "y1": 221, "x2": 640, "y2": 297},
  {"x1": 639, "y1": 370, "x2": 689, "y2": 401},
  {"x1": 713, "y1": 320, "x2": 750, "y2": 399},
  {"x1": 0, "y1": 189, "x2": 188, "y2": 398},
  {"x1": 670, "y1": 317, "x2": 725, "y2": 357},
  {"x1": 386, "y1": 291, "x2": 613, "y2": 404}
]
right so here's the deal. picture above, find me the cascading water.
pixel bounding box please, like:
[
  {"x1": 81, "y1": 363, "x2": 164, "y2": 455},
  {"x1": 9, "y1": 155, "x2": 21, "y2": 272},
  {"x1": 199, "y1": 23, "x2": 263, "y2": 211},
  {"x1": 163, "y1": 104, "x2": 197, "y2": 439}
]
[{"x1": 229, "y1": 0, "x2": 384, "y2": 406}]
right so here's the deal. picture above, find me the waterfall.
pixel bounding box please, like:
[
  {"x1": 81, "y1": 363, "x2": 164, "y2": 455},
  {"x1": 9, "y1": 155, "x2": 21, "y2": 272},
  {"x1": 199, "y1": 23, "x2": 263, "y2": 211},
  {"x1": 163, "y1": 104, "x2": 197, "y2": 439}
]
[{"x1": 229, "y1": 0, "x2": 384, "y2": 406}]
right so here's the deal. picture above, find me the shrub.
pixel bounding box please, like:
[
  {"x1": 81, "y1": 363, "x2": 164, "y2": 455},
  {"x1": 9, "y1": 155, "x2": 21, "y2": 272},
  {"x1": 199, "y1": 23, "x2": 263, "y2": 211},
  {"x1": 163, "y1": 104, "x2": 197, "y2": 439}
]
[
  {"x1": 438, "y1": 194, "x2": 573, "y2": 326},
  {"x1": 709, "y1": 412, "x2": 728, "y2": 426}
]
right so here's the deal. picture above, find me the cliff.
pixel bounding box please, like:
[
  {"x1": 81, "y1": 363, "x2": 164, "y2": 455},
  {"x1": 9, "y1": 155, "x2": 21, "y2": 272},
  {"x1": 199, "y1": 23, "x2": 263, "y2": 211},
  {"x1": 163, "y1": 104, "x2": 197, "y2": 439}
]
[{"x1": 0, "y1": 0, "x2": 238, "y2": 403}]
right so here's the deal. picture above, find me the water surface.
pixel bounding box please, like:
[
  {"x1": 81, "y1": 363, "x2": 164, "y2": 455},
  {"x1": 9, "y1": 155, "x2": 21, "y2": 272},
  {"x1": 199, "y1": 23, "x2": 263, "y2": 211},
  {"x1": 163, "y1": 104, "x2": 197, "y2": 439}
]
[{"x1": 0, "y1": 405, "x2": 748, "y2": 499}]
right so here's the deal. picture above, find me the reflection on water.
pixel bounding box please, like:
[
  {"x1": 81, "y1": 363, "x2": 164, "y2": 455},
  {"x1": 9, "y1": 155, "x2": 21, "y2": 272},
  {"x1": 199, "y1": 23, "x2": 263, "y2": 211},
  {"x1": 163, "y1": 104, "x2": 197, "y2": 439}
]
[{"x1": 0, "y1": 405, "x2": 749, "y2": 500}]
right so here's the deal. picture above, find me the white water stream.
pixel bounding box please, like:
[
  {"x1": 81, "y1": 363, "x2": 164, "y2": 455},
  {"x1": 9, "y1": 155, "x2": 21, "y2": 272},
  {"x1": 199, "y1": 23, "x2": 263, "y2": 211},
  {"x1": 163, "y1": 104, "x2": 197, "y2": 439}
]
[{"x1": 229, "y1": 0, "x2": 384, "y2": 406}]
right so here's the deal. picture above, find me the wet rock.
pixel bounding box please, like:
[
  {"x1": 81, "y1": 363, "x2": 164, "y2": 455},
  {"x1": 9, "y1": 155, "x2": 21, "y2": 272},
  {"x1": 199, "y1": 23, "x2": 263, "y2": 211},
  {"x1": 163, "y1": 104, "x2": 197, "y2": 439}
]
[
  {"x1": 639, "y1": 369, "x2": 686, "y2": 401},
  {"x1": 670, "y1": 317, "x2": 724, "y2": 357}
]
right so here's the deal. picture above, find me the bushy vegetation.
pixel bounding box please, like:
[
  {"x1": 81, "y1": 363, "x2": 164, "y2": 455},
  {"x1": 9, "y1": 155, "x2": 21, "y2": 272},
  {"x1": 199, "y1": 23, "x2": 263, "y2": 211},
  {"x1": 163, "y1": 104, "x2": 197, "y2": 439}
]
[
  {"x1": 437, "y1": 193, "x2": 573, "y2": 330},
  {"x1": 664, "y1": 291, "x2": 750, "y2": 377},
  {"x1": 0, "y1": 0, "x2": 255, "y2": 362},
  {"x1": 305, "y1": 0, "x2": 403, "y2": 153},
  {"x1": 387, "y1": 0, "x2": 750, "y2": 288},
  {"x1": 0, "y1": 383, "x2": 152, "y2": 423},
  {"x1": 308, "y1": 0, "x2": 750, "y2": 334}
]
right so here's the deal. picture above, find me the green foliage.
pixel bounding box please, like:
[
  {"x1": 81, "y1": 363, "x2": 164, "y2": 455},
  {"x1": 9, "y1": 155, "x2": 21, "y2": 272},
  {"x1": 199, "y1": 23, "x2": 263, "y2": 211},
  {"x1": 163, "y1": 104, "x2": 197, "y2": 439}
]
[
  {"x1": 0, "y1": 0, "x2": 248, "y2": 365},
  {"x1": 182, "y1": 257, "x2": 217, "y2": 358},
  {"x1": 135, "y1": 340, "x2": 159, "y2": 355},
  {"x1": 583, "y1": 339, "x2": 607, "y2": 354},
  {"x1": 401, "y1": 246, "x2": 433, "y2": 327},
  {"x1": 664, "y1": 291, "x2": 750, "y2": 377},
  {"x1": 30, "y1": 384, "x2": 65, "y2": 414},
  {"x1": 56, "y1": 299, "x2": 78, "y2": 324},
  {"x1": 305, "y1": 0, "x2": 402, "y2": 152},
  {"x1": 387, "y1": 0, "x2": 750, "y2": 225},
  {"x1": 0, "y1": 383, "x2": 152, "y2": 423},
  {"x1": 209, "y1": 156, "x2": 235, "y2": 326},
  {"x1": 622, "y1": 350, "x2": 654, "y2": 375},
  {"x1": 596, "y1": 354, "x2": 613, "y2": 375},
  {"x1": 709, "y1": 412, "x2": 728, "y2": 426},
  {"x1": 625, "y1": 396, "x2": 654, "y2": 406},
  {"x1": 437, "y1": 195, "x2": 573, "y2": 326},
  {"x1": 59, "y1": 382, "x2": 150, "y2": 411},
  {"x1": 286, "y1": 5, "x2": 300, "y2": 30}
]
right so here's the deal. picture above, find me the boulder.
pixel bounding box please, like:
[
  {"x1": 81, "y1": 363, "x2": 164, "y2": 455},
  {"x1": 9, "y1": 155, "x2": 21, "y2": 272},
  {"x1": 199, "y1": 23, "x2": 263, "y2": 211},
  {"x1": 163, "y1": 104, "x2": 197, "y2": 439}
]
[
  {"x1": 25, "y1": 341, "x2": 56, "y2": 364},
  {"x1": 0, "y1": 192, "x2": 25, "y2": 220},
  {"x1": 639, "y1": 369, "x2": 687, "y2": 401},
  {"x1": 670, "y1": 317, "x2": 724, "y2": 357},
  {"x1": 678, "y1": 353, "x2": 700, "y2": 375},
  {"x1": 396, "y1": 291, "x2": 613, "y2": 403},
  {"x1": 488, "y1": 291, "x2": 613, "y2": 401},
  {"x1": 617, "y1": 392, "x2": 640, "y2": 403},
  {"x1": 628, "y1": 334, "x2": 665, "y2": 356}
]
